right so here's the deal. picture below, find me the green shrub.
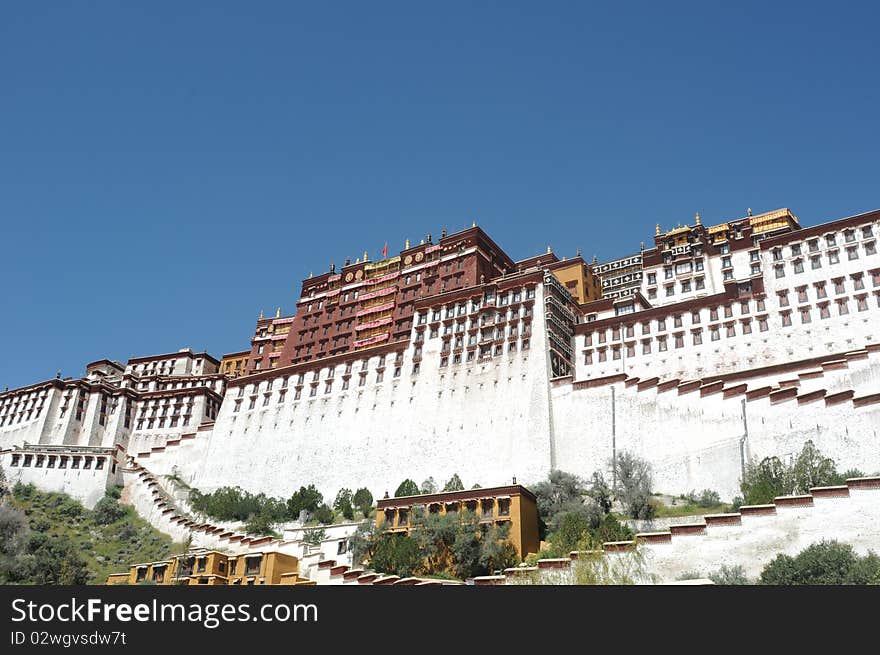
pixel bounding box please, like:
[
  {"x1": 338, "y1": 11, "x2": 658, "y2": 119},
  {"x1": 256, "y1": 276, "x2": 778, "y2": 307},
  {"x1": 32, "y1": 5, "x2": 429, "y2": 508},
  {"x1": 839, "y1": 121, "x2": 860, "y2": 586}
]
[
  {"x1": 93, "y1": 495, "x2": 124, "y2": 525},
  {"x1": 394, "y1": 479, "x2": 420, "y2": 497},
  {"x1": 760, "y1": 540, "x2": 880, "y2": 585},
  {"x1": 708, "y1": 564, "x2": 750, "y2": 585}
]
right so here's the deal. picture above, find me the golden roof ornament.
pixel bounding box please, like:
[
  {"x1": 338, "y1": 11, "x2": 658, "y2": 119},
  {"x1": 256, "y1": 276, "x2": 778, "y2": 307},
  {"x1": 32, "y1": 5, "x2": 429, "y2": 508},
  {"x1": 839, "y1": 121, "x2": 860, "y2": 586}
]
[
  {"x1": 747, "y1": 207, "x2": 753, "y2": 217},
  {"x1": 355, "y1": 257, "x2": 360, "y2": 264},
  {"x1": 259, "y1": 309, "x2": 264, "y2": 320},
  {"x1": 472, "y1": 220, "x2": 477, "y2": 227},
  {"x1": 405, "y1": 238, "x2": 410, "y2": 249},
  {"x1": 363, "y1": 250, "x2": 369, "y2": 262},
  {"x1": 695, "y1": 212, "x2": 701, "y2": 225},
  {"x1": 546, "y1": 245, "x2": 552, "y2": 254},
  {"x1": 276, "y1": 308, "x2": 281, "y2": 318},
  {"x1": 655, "y1": 223, "x2": 661, "y2": 235}
]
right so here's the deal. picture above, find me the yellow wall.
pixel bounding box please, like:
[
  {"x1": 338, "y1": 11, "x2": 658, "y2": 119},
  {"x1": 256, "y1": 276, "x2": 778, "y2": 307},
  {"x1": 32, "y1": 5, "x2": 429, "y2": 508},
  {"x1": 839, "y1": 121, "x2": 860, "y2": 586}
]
[
  {"x1": 376, "y1": 490, "x2": 539, "y2": 561},
  {"x1": 107, "y1": 550, "x2": 300, "y2": 586},
  {"x1": 550, "y1": 261, "x2": 602, "y2": 303}
]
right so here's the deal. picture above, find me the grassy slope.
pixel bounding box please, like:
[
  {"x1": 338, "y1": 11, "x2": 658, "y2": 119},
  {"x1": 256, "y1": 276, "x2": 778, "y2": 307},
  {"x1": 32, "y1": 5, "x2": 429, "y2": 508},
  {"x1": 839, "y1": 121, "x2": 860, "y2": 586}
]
[{"x1": 10, "y1": 487, "x2": 182, "y2": 584}]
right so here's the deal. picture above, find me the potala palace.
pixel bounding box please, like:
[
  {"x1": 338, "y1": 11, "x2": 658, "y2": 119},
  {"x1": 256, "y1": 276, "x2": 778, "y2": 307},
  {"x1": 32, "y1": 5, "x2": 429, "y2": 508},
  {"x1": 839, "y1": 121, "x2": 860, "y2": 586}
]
[{"x1": 3, "y1": 206, "x2": 880, "y2": 583}]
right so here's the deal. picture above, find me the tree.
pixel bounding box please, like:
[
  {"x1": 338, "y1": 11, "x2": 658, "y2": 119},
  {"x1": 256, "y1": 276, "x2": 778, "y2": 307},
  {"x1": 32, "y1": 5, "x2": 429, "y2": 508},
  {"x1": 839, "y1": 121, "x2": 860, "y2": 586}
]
[
  {"x1": 23, "y1": 532, "x2": 90, "y2": 585},
  {"x1": 740, "y1": 456, "x2": 790, "y2": 505},
  {"x1": 352, "y1": 488, "x2": 373, "y2": 518},
  {"x1": 479, "y1": 523, "x2": 519, "y2": 574},
  {"x1": 0, "y1": 504, "x2": 30, "y2": 583},
  {"x1": 313, "y1": 504, "x2": 334, "y2": 525},
  {"x1": 394, "y1": 479, "x2": 420, "y2": 497},
  {"x1": 790, "y1": 440, "x2": 839, "y2": 493},
  {"x1": 370, "y1": 533, "x2": 421, "y2": 577},
  {"x1": 708, "y1": 564, "x2": 750, "y2": 585},
  {"x1": 761, "y1": 540, "x2": 880, "y2": 585},
  {"x1": 532, "y1": 470, "x2": 584, "y2": 521},
  {"x1": 443, "y1": 474, "x2": 464, "y2": 492},
  {"x1": 347, "y1": 522, "x2": 378, "y2": 566},
  {"x1": 588, "y1": 472, "x2": 612, "y2": 513},
  {"x1": 420, "y1": 477, "x2": 438, "y2": 495},
  {"x1": 613, "y1": 452, "x2": 653, "y2": 519},
  {"x1": 288, "y1": 485, "x2": 323, "y2": 520},
  {"x1": 0, "y1": 463, "x2": 9, "y2": 499},
  {"x1": 333, "y1": 488, "x2": 355, "y2": 521},
  {"x1": 93, "y1": 493, "x2": 125, "y2": 525},
  {"x1": 244, "y1": 512, "x2": 278, "y2": 537},
  {"x1": 549, "y1": 511, "x2": 594, "y2": 556}
]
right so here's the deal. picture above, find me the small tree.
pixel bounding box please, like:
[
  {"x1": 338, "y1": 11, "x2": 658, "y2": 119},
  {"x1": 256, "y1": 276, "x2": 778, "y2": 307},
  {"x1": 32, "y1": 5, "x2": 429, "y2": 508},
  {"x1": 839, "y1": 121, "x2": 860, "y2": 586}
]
[
  {"x1": 588, "y1": 472, "x2": 613, "y2": 513},
  {"x1": 333, "y1": 488, "x2": 355, "y2": 521},
  {"x1": 443, "y1": 474, "x2": 464, "y2": 492},
  {"x1": 740, "y1": 456, "x2": 790, "y2": 505},
  {"x1": 708, "y1": 564, "x2": 750, "y2": 585},
  {"x1": 790, "y1": 440, "x2": 839, "y2": 493},
  {"x1": 352, "y1": 488, "x2": 373, "y2": 518},
  {"x1": 761, "y1": 540, "x2": 880, "y2": 585},
  {"x1": 313, "y1": 504, "x2": 334, "y2": 525},
  {"x1": 394, "y1": 479, "x2": 420, "y2": 497},
  {"x1": 93, "y1": 493, "x2": 125, "y2": 525},
  {"x1": 613, "y1": 452, "x2": 653, "y2": 519},
  {"x1": 0, "y1": 463, "x2": 9, "y2": 499},
  {"x1": 420, "y1": 477, "x2": 438, "y2": 495}
]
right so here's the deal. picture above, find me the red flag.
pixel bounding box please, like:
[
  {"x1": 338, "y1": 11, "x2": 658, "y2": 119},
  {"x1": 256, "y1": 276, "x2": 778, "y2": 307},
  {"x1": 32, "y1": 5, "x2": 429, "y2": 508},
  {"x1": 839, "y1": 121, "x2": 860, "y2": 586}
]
[{"x1": 382, "y1": 241, "x2": 388, "y2": 258}]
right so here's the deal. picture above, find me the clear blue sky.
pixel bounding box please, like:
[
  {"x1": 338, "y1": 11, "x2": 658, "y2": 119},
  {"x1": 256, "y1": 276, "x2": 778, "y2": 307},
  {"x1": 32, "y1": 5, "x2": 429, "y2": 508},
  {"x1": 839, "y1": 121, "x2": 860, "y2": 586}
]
[{"x1": 2, "y1": 2, "x2": 878, "y2": 389}]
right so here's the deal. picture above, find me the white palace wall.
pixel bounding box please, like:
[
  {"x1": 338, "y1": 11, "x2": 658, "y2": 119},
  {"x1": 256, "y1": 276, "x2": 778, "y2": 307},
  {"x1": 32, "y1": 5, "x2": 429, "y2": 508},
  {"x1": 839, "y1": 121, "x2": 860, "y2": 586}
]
[{"x1": 164, "y1": 285, "x2": 556, "y2": 500}]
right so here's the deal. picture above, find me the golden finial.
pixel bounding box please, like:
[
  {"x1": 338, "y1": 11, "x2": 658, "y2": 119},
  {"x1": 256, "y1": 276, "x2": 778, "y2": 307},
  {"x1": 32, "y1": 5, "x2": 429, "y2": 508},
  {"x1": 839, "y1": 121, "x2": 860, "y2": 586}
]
[
  {"x1": 747, "y1": 207, "x2": 753, "y2": 217},
  {"x1": 655, "y1": 223, "x2": 661, "y2": 235},
  {"x1": 405, "y1": 238, "x2": 410, "y2": 249},
  {"x1": 695, "y1": 212, "x2": 701, "y2": 225},
  {"x1": 276, "y1": 307, "x2": 281, "y2": 318},
  {"x1": 472, "y1": 220, "x2": 477, "y2": 228},
  {"x1": 259, "y1": 309, "x2": 264, "y2": 320},
  {"x1": 420, "y1": 238, "x2": 425, "y2": 245},
  {"x1": 546, "y1": 245, "x2": 552, "y2": 254},
  {"x1": 309, "y1": 271, "x2": 313, "y2": 278},
  {"x1": 576, "y1": 247, "x2": 582, "y2": 257},
  {"x1": 363, "y1": 250, "x2": 369, "y2": 262}
]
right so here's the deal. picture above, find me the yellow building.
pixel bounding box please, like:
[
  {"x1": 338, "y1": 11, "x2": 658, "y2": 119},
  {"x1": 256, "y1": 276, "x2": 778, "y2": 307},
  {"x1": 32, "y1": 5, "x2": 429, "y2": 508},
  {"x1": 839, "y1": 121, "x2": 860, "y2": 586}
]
[
  {"x1": 375, "y1": 484, "x2": 539, "y2": 561},
  {"x1": 219, "y1": 350, "x2": 250, "y2": 378},
  {"x1": 548, "y1": 258, "x2": 604, "y2": 304},
  {"x1": 106, "y1": 548, "x2": 307, "y2": 586}
]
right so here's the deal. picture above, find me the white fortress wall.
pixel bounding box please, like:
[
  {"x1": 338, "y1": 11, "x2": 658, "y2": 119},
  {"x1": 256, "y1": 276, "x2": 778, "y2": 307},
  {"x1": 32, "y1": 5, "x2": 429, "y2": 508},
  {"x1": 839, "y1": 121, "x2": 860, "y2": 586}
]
[
  {"x1": 551, "y1": 352, "x2": 880, "y2": 501},
  {"x1": 633, "y1": 481, "x2": 880, "y2": 582},
  {"x1": 176, "y1": 285, "x2": 556, "y2": 500},
  {"x1": 1, "y1": 449, "x2": 121, "y2": 509}
]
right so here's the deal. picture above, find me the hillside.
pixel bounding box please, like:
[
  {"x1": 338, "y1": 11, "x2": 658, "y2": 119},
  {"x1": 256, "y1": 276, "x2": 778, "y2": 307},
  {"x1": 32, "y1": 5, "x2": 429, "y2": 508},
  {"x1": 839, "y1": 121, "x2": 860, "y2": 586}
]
[{"x1": 1, "y1": 482, "x2": 181, "y2": 585}]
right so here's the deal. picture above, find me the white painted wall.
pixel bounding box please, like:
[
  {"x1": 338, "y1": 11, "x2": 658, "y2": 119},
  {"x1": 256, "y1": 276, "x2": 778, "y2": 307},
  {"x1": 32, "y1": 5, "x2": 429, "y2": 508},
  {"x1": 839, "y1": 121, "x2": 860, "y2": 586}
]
[{"x1": 1, "y1": 451, "x2": 120, "y2": 509}]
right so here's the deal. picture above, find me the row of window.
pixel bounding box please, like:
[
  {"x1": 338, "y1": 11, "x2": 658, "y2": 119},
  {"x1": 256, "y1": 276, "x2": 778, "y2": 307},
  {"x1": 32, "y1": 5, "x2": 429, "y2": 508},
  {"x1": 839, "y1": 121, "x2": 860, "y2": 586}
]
[
  {"x1": 773, "y1": 241, "x2": 876, "y2": 277},
  {"x1": 583, "y1": 294, "x2": 878, "y2": 365},
  {"x1": 771, "y1": 225, "x2": 875, "y2": 262},
  {"x1": 8, "y1": 453, "x2": 110, "y2": 471},
  {"x1": 440, "y1": 338, "x2": 530, "y2": 367},
  {"x1": 383, "y1": 498, "x2": 512, "y2": 527},
  {"x1": 778, "y1": 273, "x2": 878, "y2": 306},
  {"x1": 417, "y1": 288, "x2": 536, "y2": 324}
]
